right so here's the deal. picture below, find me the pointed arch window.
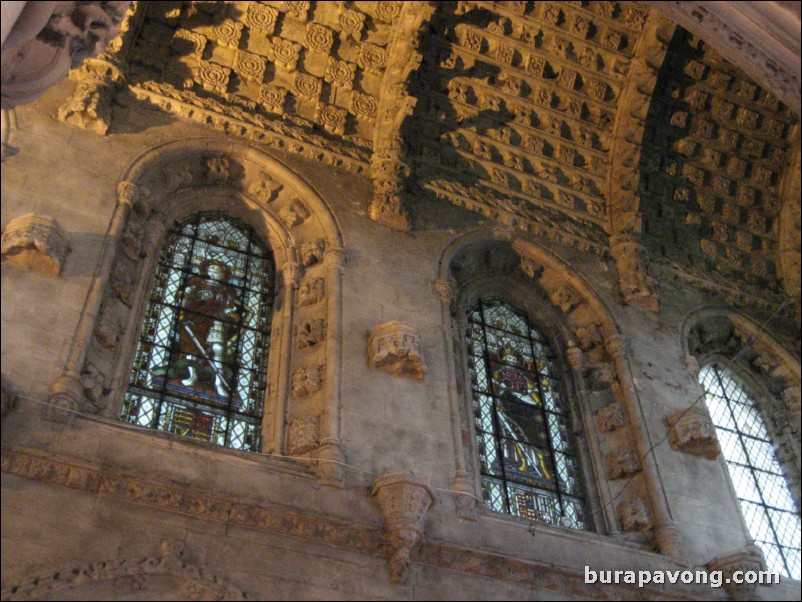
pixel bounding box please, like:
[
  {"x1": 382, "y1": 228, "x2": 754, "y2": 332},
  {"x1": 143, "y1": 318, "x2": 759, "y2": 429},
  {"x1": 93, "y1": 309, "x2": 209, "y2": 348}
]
[
  {"x1": 700, "y1": 365, "x2": 800, "y2": 579},
  {"x1": 122, "y1": 213, "x2": 276, "y2": 452},
  {"x1": 466, "y1": 298, "x2": 587, "y2": 530}
]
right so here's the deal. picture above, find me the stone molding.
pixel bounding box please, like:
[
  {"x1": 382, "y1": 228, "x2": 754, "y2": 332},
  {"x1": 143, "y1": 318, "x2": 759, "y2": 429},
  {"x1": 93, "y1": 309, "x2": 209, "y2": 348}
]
[
  {"x1": 646, "y1": 2, "x2": 801, "y2": 115},
  {"x1": 367, "y1": 321, "x2": 428, "y2": 380},
  {"x1": 1, "y1": 213, "x2": 70, "y2": 276},
  {"x1": 1, "y1": 448, "x2": 700, "y2": 600},
  {"x1": 371, "y1": 471, "x2": 436, "y2": 584},
  {"x1": 0, "y1": 539, "x2": 251, "y2": 601},
  {"x1": 666, "y1": 406, "x2": 721, "y2": 460}
]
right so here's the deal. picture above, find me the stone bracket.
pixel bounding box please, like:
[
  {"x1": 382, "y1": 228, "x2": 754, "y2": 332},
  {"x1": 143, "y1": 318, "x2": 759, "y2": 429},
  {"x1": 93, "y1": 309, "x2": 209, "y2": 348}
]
[
  {"x1": 666, "y1": 406, "x2": 721, "y2": 460},
  {"x1": 368, "y1": 321, "x2": 428, "y2": 380},
  {"x1": 1, "y1": 213, "x2": 70, "y2": 276},
  {"x1": 371, "y1": 471, "x2": 436, "y2": 584}
]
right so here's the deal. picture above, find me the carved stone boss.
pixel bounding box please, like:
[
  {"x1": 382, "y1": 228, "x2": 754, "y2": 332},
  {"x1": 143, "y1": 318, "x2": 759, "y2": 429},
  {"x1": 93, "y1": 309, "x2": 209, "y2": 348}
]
[
  {"x1": 371, "y1": 471, "x2": 436, "y2": 584},
  {"x1": 666, "y1": 406, "x2": 720, "y2": 460},
  {"x1": 367, "y1": 321, "x2": 427, "y2": 380}
]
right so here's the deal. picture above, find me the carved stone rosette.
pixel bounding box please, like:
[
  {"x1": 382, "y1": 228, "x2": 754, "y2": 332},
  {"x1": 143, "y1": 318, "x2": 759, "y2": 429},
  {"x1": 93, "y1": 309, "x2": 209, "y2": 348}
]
[
  {"x1": 666, "y1": 406, "x2": 721, "y2": 460},
  {"x1": 367, "y1": 321, "x2": 427, "y2": 380},
  {"x1": 371, "y1": 471, "x2": 436, "y2": 584},
  {"x1": 707, "y1": 545, "x2": 767, "y2": 601},
  {"x1": 1, "y1": 213, "x2": 70, "y2": 276}
]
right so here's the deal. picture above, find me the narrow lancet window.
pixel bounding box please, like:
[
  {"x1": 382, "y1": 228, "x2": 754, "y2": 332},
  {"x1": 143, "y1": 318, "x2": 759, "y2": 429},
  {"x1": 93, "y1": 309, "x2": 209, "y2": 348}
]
[
  {"x1": 700, "y1": 365, "x2": 801, "y2": 579},
  {"x1": 466, "y1": 298, "x2": 587, "y2": 529},
  {"x1": 123, "y1": 213, "x2": 275, "y2": 452}
]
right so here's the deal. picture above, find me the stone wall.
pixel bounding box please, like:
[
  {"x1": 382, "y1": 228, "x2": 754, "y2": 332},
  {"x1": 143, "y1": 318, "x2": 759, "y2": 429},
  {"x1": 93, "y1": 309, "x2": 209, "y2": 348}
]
[{"x1": 1, "y1": 74, "x2": 800, "y2": 600}]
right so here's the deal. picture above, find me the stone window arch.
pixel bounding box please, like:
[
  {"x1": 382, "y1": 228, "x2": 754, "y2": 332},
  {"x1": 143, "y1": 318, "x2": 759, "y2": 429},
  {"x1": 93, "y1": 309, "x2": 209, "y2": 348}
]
[
  {"x1": 433, "y1": 232, "x2": 687, "y2": 563},
  {"x1": 698, "y1": 361, "x2": 801, "y2": 579},
  {"x1": 122, "y1": 212, "x2": 276, "y2": 452},
  {"x1": 685, "y1": 310, "x2": 801, "y2": 579},
  {"x1": 47, "y1": 139, "x2": 348, "y2": 485}
]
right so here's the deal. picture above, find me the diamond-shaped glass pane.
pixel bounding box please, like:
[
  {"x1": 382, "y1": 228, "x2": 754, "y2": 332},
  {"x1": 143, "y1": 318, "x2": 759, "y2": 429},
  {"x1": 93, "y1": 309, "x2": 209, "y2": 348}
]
[
  {"x1": 124, "y1": 214, "x2": 274, "y2": 453},
  {"x1": 700, "y1": 364, "x2": 800, "y2": 579},
  {"x1": 469, "y1": 298, "x2": 586, "y2": 531},
  {"x1": 481, "y1": 477, "x2": 506, "y2": 513},
  {"x1": 783, "y1": 545, "x2": 801, "y2": 580}
]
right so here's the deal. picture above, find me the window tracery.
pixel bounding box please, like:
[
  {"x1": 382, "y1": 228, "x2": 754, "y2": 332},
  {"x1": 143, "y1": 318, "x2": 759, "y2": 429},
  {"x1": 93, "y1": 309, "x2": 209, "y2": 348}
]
[
  {"x1": 122, "y1": 213, "x2": 275, "y2": 452},
  {"x1": 699, "y1": 364, "x2": 801, "y2": 579},
  {"x1": 466, "y1": 297, "x2": 587, "y2": 529}
]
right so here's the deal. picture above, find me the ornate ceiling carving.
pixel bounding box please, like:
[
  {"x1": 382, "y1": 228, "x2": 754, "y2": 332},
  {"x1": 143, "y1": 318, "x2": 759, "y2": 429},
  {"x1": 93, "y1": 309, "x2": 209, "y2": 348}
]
[{"x1": 54, "y1": 1, "x2": 800, "y2": 311}]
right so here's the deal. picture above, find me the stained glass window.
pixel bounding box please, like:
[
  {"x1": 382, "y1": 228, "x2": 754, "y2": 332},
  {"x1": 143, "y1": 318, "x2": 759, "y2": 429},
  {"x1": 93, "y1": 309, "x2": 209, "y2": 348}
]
[
  {"x1": 467, "y1": 298, "x2": 587, "y2": 530},
  {"x1": 700, "y1": 365, "x2": 801, "y2": 579},
  {"x1": 122, "y1": 213, "x2": 275, "y2": 452}
]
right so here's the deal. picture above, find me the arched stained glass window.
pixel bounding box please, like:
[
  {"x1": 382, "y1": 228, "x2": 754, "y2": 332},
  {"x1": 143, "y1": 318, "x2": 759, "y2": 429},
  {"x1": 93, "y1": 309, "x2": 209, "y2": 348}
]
[
  {"x1": 700, "y1": 365, "x2": 801, "y2": 579},
  {"x1": 122, "y1": 213, "x2": 275, "y2": 452},
  {"x1": 466, "y1": 298, "x2": 587, "y2": 530}
]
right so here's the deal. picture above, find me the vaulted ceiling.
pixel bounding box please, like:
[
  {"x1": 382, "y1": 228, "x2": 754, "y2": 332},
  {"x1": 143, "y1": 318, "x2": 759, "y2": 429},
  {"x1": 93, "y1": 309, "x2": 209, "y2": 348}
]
[{"x1": 34, "y1": 1, "x2": 802, "y2": 314}]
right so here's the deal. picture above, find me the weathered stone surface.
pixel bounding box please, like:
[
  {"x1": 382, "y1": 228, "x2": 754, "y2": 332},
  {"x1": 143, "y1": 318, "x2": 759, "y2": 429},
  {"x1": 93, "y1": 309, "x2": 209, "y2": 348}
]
[
  {"x1": 1, "y1": 213, "x2": 70, "y2": 276},
  {"x1": 367, "y1": 321, "x2": 427, "y2": 380}
]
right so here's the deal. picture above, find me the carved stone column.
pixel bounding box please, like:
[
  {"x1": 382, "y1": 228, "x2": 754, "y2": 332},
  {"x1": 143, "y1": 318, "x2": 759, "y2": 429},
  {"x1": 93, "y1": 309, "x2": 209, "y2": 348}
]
[
  {"x1": 610, "y1": 234, "x2": 659, "y2": 312},
  {"x1": 707, "y1": 545, "x2": 767, "y2": 601},
  {"x1": 372, "y1": 471, "x2": 436, "y2": 584},
  {"x1": 317, "y1": 247, "x2": 346, "y2": 487}
]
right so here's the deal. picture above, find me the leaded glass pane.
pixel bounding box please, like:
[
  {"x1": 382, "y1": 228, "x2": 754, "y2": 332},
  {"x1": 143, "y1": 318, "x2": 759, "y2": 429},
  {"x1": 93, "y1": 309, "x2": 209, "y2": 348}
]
[
  {"x1": 467, "y1": 298, "x2": 587, "y2": 531},
  {"x1": 699, "y1": 365, "x2": 801, "y2": 579},
  {"x1": 124, "y1": 213, "x2": 275, "y2": 453}
]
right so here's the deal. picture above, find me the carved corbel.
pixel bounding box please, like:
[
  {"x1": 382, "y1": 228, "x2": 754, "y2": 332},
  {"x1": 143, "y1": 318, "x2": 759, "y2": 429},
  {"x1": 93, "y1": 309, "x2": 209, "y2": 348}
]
[
  {"x1": 46, "y1": 374, "x2": 84, "y2": 422},
  {"x1": 666, "y1": 406, "x2": 720, "y2": 460},
  {"x1": 369, "y1": 148, "x2": 411, "y2": 231},
  {"x1": 432, "y1": 279, "x2": 454, "y2": 303},
  {"x1": 371, "y1": 471, "x2": 436, "y2": 584},
  {"x1": 368, "y1": 321, "x2": 427, "y2": 380},
  {"x1": 610, "y1": 235, "x2": 659, "y2": 312},
  {"x1": 1, "y1": 213, "x2": 70, "y2": 276},
  {"x1": 316, "y1": 436, "x2": 345, "y2": 488},
  {"x1": 707, "y1": 545, "x2": 767, "y2": 601},
  {"x1": 58, "y1": 58, "x2": 125, "y2": 135}
]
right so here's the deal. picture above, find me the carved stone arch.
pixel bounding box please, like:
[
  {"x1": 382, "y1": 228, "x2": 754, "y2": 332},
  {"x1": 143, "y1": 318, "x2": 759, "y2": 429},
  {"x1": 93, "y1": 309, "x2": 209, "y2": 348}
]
[
  {"x1": 682, "y1": 307, "x2": 801, "y2": 509},
  {"x1": 47, "y1": 138, "x2": 348, "y2": 487},
  {"x1": 433, "y1": 228, "x2": 686, "y2": 564},
  {"x1": 0, "y1": 542, "x2": 252, "y2": 601},
  {"x1": 605, "y1": 11, "x2": 675, "y2": 312}
]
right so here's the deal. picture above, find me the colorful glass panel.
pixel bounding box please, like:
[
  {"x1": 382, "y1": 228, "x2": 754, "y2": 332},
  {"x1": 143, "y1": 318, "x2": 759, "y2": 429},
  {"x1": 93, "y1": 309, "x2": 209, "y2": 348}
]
[
  {"x1": 467, "y1": 298, "x2": 587, "y2": 530},
  {"x1": 123, "y1": 213, "x2": 275, "y2": 452},
  {"x1": 700, "y1": 365, "x2": 801, "y2": 579}
]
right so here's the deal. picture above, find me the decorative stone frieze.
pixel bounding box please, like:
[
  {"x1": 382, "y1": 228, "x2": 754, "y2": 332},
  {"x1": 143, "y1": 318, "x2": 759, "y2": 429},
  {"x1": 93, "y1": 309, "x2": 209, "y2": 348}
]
[
  {"x1": 368, "y1": 321, "x2": 427, "y2": 380},
  {"x1": 618, "y1": 498, "x2": 652, "y2": 532},
  {"x1": 248, "y1": 171, "x2": 283, "y2": 203},
  {"x1": 279, "y1": 199, "x2": 311, "y2": 228},
  {"x1": 666, "y1": 406, "x2": 720, "y2": 460},
  {"x1": 291, "y1": 365, "x2": 323, "y2": 398},
  {"x1": 606, "y1": 447, "x2": 641, "y2": 480},
  {"x1": 596, "y1": 403, "x2": 628, "y2": 432},
  {"x1": 288, "y1": 415, "x2": 319, "y2": 455},
  {"x1": 707, "y1": 545, "x2": 767, "y2": 601},
  {"x1": 1, "y1": 213, "x2": 70, "y2": 276},
  {"x1": 371, "y1": 471, "x2": 436, "y2": 584}
]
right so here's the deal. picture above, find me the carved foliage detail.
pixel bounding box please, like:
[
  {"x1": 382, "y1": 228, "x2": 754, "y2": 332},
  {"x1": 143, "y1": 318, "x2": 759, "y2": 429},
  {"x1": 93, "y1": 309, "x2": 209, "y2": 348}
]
[
  {"x1": 606, "y1": 446, "x2": 641, "y2": 479},
  {"x1": 291, "y1": 365, "x2": 324, "y2": 398},
  {"x1": 298, "y1": 277, "x2": 325, "y2": 306},
  {"x1": 595, "y1": 403, "x2": 627, "y2": 432},
  {"x1": 288, "y1": 415, "x2": 319, "y2": 455},
  {"x1": 618, "y1": 498, "x2": 652, "y2": 532}
]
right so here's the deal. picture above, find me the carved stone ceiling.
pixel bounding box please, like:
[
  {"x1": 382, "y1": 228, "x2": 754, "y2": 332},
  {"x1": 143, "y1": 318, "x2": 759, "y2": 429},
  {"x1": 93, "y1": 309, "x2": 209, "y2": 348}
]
[
  {"x1": 639, "y1": 29, "x2": 799, "y2": 296},
  {"x1": 86, "y1": 1, "x2": 799, "y2": 301}
]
